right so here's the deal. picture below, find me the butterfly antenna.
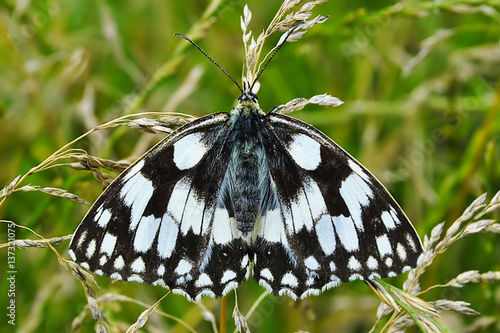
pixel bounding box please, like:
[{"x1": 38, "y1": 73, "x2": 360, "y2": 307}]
[
  {"x1": 249, "y1": 24, "x2": 303, "y2": 93},
  {"x1": 174, "y1": 32, "x2": 243, "y2": 93}
]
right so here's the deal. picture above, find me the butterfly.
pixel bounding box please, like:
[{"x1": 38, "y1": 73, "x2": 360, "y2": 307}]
[{"x1": 69, "y1": 28, "x2": 423, "y2": 302}]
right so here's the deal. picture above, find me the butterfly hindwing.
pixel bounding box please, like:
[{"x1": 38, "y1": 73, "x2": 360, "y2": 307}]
[
  {"x1": 251, "y1": 113, "x2": 423, "y2": 299},
  {"x1": 69, "y1": 113, "x2": 251, "y2": 300}
]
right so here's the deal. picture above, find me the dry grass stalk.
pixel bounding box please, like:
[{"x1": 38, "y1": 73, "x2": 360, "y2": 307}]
[
  {"x1": 97, "y1": 113, "x2": 192, "y2": 134},
  {"x1": 232, "y1": 290, "x2": 270, "y2": 333},
  {"x1": 68, "y1": 261, "x2": 110, "y2": 331},
  {"x1": 240, "y1": 1, "x2": 329, "y2": 89},
  {"x1": 0, "y1": 110, "x2": 191, "y2": 209},
  {"x1": 15, "y1": 185, "x2": 89, "y2": 204},
  {"x1": 277, "y1": 94, "x2": 344, "y2": 115},
  {"x1": 0, "y1": 233, "x2": 72, "y2": 249},
  {"x1": 125, "y1": 292, "x2": 170, "y2": 333},
  {"x1": 371, "y1": 191, "x2": 500, "y2": 332}
]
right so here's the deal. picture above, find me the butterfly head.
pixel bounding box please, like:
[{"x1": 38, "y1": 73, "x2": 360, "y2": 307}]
[{"x1": 238, "y1": 90, "x2": 258, "y2": 105}]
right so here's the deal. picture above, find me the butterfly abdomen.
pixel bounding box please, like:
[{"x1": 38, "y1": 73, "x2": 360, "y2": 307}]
[{"x1": 224, "y1": 105, "x2": 270, "y2": 236}]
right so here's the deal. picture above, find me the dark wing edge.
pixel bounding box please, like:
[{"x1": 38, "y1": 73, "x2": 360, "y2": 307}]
[
  {"x1": 69, "y1": 113, "x2": 250, "y2": 301},
  {"x1": 251, "y1": 113, "x2": 423, "y2": 300}
]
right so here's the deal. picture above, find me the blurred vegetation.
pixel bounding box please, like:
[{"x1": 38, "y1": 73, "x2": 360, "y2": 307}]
[{"x1": 0, "y1": 0, "x2": 499, "y2": 332}]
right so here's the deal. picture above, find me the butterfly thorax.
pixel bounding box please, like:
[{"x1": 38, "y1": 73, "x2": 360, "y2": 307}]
[{"x1": 223, "y1": 96, "x2": 269, "y2": 239}]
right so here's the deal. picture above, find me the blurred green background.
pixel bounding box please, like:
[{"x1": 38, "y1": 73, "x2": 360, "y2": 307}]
[{"x1": 1, "y1": 0, "x2": 499, "y2": 332}]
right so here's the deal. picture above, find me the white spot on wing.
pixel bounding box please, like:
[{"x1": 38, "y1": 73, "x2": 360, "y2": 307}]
[
  {"x1": 329, "y1": 261, "x2": 336, "y2": 272},
  {"x1": 201, "y1": 203, "x2": 215, "y2": 236},
  {"x1": 241, "y1": 255, "x2": 249, "y2": 268},
  {"x1": 390, "y1": 208, "x2": 401, "y2": 227},
  {"x1": 167, "y1": 177, "x2": 190, "y2": 223},
  {"x1": 86, "y1": 239, "x2": 96, "y2": 258},
  {"x1": 157, "y1": 213, "x2": 179, "y2": 259},
  {"x1": 406, "y1": 232, "x2": 417, "y2": 251},
  {"x1": 122, "y1": 160, "x2": 145, "y2": 181},
  {"x1": 397, "y1": 243, "x2": 407, "y2": 260},
  {"x1": 260, "y1": 268, "x2": 274, "y2": 282},
  {"x1": 99, "y1": 256, "x2": 107, "y2": 266},
  {"x1": 131, "y1": 257, "x2": 145, "y2": 273},
  {"x1": 349, "y1": 273, "x2": 363, "y2": 281},
  {"x1": 347, "y1": 159, "x2": 371, "y2": 182},
  {"x1": 385, "y1": 257, "x2": 393, "y2": 267},
  {"x1": 134, "y1": 215, "x2": 161, "y2": 252},
  {"x1": 316, "y1": 215, "x2": 336, "y2": 255},
  {"x1": 221, "y1": 270, "x2": 237, "y2": 284},
  {"x1": 303, "y1": 177, "x2": 327, "y2": 220},
  {"x1": 68, "y1": 249, "x2": 76, "y2": 261},
  {"x1": 195, "y1": 273, "x2": 213, "y2": 287},
  {"x1": 304, "y1": 256, "x2": 320, "y2": 271},
  {"x1": 97, "y1": 209, "x2": 112, "y2": 228},
  {"x1": 195, "y1": 290, "x2": 216, "y2": 300},
  {"x1": 173, "y1": 133, "x2": 207, "y2": 170},
  {"x1": 305, "y1": 276, "x2": 316, "y2": 286},
  {"x1": 339, "y1": 172, "x2": 373, "y2": 231},
  {"x1": 222, "y1": 281, "x2": 239, "y2": 296},
  {"x1": 287, "y1": 133, "x2": 321, "y2": 170},
  {"x1": 281, "y1": 272, "x2": 299, "y2": 288},
  {"x1": 114, "y1": 255, "x2": 124, "y2": 270},
  {"x1": 172, "y1": 289, "x2": 191, "y2": 301},
  {"x1": 333, "y1": 215, "x2": 359, "y2": 252},
  {"x1": 180, "y1": 189, "x2": 204, "y2": 236},
  {"x1": 76, "y1": 230, "x2": 87, "y2": 248},
  {"x1": 348, "y1": 256, "x2": 361, "y2": 270},
  {"x1": 367, "y1": 256, "x2": 378, "y2": 270},
  {"x1": 212, "y1": 208, "x2": 235, "y2": 244},
  {"x1": 175, "y1": 259, "x2": 192, "y2": 275},
  {"x1": 94, "y1": 204, "x2": 104, "y2": 219},
  {"x1": 282, "y1": 205, "x2": 294, "y2": 235},
  {"x1": 100, "y1": 232, "x2": 117, "y2": 255},
  {"x1": 153, "y1": 279, "x2": 166, "y2": 287},
  {"x1": 381, "y1": 210, "x2": 396, "y2": 230},
  {"x1": 258, "y1": 279, "x2": 273, "y2": 292},
  {"x1": 260, "y1": 209, "x2": 286, "y2": 243},
  {"x1": 128, "y1": 275, "x2": 144, "y2": 283},
  {"x1": 121, "y1": 172, "x2": 155, "y2": 231},
  {"x1": 376, "y1": 234, "x2": 392, "y2": 257},
  {"x1": 290, "y1": 188, "x2": 313, "y2": 232}
]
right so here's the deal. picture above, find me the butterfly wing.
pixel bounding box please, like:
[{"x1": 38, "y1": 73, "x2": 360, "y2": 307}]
[
  {"x1": 69, "y1": 113, "x2": 250, "y2": 301},
  {"x1": 252, "y1": 113, "x2": 423, "y2": 299}
]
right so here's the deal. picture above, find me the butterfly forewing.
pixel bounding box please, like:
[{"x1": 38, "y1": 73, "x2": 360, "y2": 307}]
[
  {"x1": 69, "y1": 113, "x2": 251, "y2": 300},
  {"x1": 251, "y1": 114, "x2": 422, "y2": 299}
]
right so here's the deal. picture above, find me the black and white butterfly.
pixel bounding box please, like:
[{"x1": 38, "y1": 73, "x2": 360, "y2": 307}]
[{"x1": 69, "y1": 30, "x2": 423, "y2": 302}]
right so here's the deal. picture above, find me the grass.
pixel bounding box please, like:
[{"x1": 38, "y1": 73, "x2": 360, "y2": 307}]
[{"x1": 1, "y1": 0, "x2": 500, "y2": 332}]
